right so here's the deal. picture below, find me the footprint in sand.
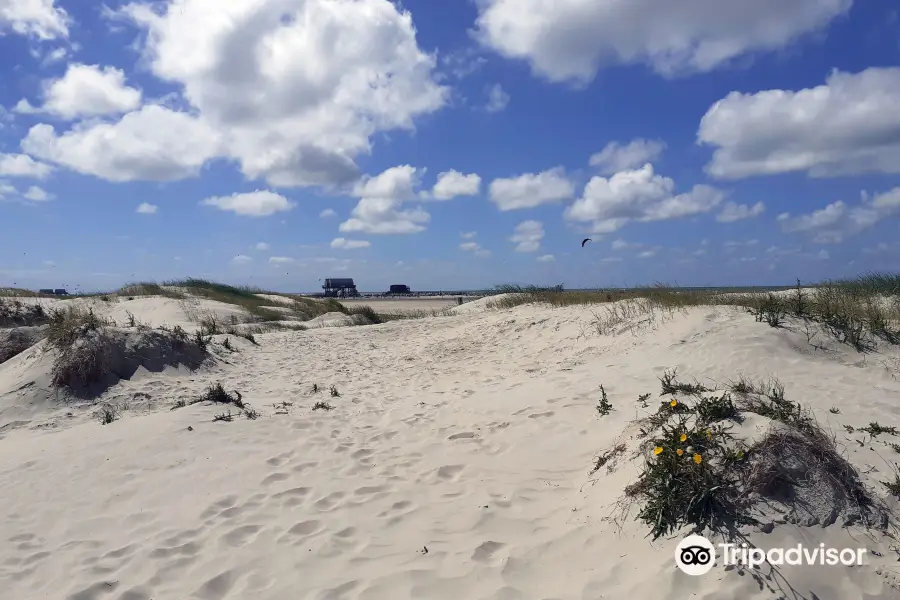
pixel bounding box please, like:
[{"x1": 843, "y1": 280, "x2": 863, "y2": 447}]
[{"x1": 220, "y1": 524, "x2": 263, "y2": 548}]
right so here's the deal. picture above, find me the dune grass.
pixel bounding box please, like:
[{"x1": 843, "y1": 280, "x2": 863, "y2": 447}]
[{"x1": 490, "y1": 273, "x2": 900, "y2": 352}]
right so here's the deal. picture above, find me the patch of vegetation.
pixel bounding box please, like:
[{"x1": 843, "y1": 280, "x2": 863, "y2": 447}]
[
  {"x1": 0, "y1": 299, "x2": 49, "y2": 328},
  {"x1": 659, "y1": 368, "x2": 710, "y2": 396},
  {"x1": 311, "y1": 383, "x2": 320, "y2": 394},
  {"x1": 96, "y1": 402, "x2": 121, "y2": 425},
  {"x1": 596, "y1": 384, "x2": 612, "y2": 416},
  {"x1": 637, "y1": 393, "x2": 650, "y2": 408},
  {"x1": 329, "y1": 385, "x2": 341, "y2": 398},
  {"x1": 199, "y1": 382, "x2": 245, "y2": 409},
  {"x1": 619, "y1": 370, "x2": 878, "y2": 540},
  {"x1": 344, "y1": 304, "x2": 383, "y2": 325},
  {"x1": 695, "y1": 392, "x2": 740, "y2": 424},
  {"x1": 859, "y1": 422, "x2": 899, "y2": 437},
  {"x1": 313, "y1": 401, "x2": 334, "y2": 411},
  {"x1": 591, "y1": 442, "x2": 626, "y2": 475},
  {"x1": 213, "y1": 410, "x2": 234, "y2": 422}
]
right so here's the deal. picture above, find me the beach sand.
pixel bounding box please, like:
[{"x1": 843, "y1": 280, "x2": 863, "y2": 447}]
[{"x1": 2, "y1": 294, "x2": 900, "y2": 599}]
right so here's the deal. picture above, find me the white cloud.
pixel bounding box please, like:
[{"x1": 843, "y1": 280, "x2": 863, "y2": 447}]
[
  {"x1": 611, "y1": 239, "x2": 635, "y2": 250},
  {"x1": 331, "y1": 237, "x2": 371, "y2": 249},
  {"x1": 353, "y1": 165, "x2": 421, "y2": 200},
  {"x1": 22, "y1": 105, "x2": 221, "y2": 182},
  {"x1": 22, "y1": 185, "x2": 52, "y2": 201},
  {"x1": 717, "y1": 201, "x2": 766, "y2": 223},
  {"x1": 255, "y1": 242, "x2": 270, "y2": 251},
  {"x1": 817, "y1": 249, "x2": 830, "y2": 260},
  {"x1": 473, "y1": 0, "x2": 850, "y2": 84},
  {"x1": 776, "y1": 188, "x2": 900, "y2": 244},
  {"x1": 0, "y1": 153, "x2": 53, "y2": 179},
  {"x1": 509, "y1": 220, "x2": 544, "y2": 252},
  {"x1": 485, "y1": 83, "x2": 510, "y2": 112},
  {"x1": 637, "y1": 250, "x2": 656, "y2": 259},
  {"x1": 42, "y1": 260, "x2": 55, "y2": 267},
  {"x1": 340, "y1": 165, "x2": 431, "y2": 234},
  {"x1": 489, "y1": 167, "x2": 574, "y2": 211},
  {"x1": 232, "y1": 255, "x2": 253, "y2": 264},
  {"x1": 460, "y1": 231, "x2": 477, "y2": 239},
  {"x1": 269, "y1": 256, "x2": 295, "y2": 264},
  {"x1": 319, "y1": 208, "x2": 337, "y2": 218},
  {"x1": 340, "y1": 197, "x2": 429, "y2": 234},
  {"x1": 102, "y1": 0, "x2": 447, "y2": 188},
  {"x1": 201, "y1": 190, "x2": 294, "y2": 217},
  {"x1": 536, "y1": 254, "x2": 555, "y2": 262},
  {"x1": 564, "y1": 164, "x2": 724, "y2": 234},
  {"x1": 431, "y1": 170, "x2": 481, "y2": 200},
  {"x1": 16, "y1": 64, "x2": 142, "y2": 120},
  {"x1": 460, "y1": 240, "x2": 491, "y2": 257},
  {"x1": 0, "y1": 0, "x2": 69, "y2": 39},
  {"x1": 699, "y1": 68, "x2": 900, "y2": 179},
  {"x1": 589, "y1": 139, "x2": 665, "y2": 175},
  {"x1": 136, "y1": 202, "x2": 158, "y2": 214}
]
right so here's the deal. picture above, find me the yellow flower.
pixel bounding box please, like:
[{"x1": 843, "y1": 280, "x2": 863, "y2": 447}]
[
  {"x1": 670, "y1": 399, "x2": 678, "y2": 408},
  {"x1": 736, "y1": 450, "x2": 744, "y2": 459},
  {"x1": 693, "y1": 453, "x2": 703, "y2": 465},
  {"x1": 676, "y1": 448, "x2": 684, "y2": 456},
  {"x1": 679, "y1": 433, "x2": 687, "y2": 442},
  {"x1": 706, "y1": 429, "x2": 713, "y2": 439},
  {"x1": 654, "y1": 446, "x2": 664, "y2": 455}
]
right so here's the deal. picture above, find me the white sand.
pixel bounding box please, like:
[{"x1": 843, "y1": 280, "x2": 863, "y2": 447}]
[
  {"x1": 3, "y1": 298, "x2": 900, "y2": 599},
  {"x1": 8, "y1": 295, "x2": 251, "y2": 332},
  {"x1": 340, "y1": 297, "x2": 468, "y2": 314}
]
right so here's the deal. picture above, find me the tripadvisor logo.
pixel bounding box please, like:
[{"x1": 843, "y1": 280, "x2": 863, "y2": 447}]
[
  {"x1": 675, "y1": 534, "x2": 716, "y2": 576},
  {"x1": 675, "y1": 534, "x2": 868, "y2": 575}
]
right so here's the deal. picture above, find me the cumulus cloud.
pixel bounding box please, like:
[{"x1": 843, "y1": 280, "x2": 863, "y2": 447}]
[
  {"x1": 0, "y1": 0, "x2": 69, "y2": 39},
  {"x1": 509, "y1": 220, "x2": 544, "y2": 252},
  {"x1": 489, "y1": 167, "x2": 574, "y2": 211},
  {"x1": 340, "y1": 197, "x2": 429, "y2": 234},
  {"x1": 473, "y1": 0, "x2": 850, "y2": 84},
  {"x1": 331, "y1": 237, "x2": 371, "y2": 249},
  {"x1": 536, "y1": 254, "x2": 555, "y2": 262},
  {"x1": 201, "y1": 190, "x2": 294, "y2": 217},
  {"x1": 89, "y1": 0, "x2": 448, "y2": 188},
  {"x1": 484, "y1": 83, "x2": 510, "y2": 112},
  {"x1": 431, "y1": 170, "x2": 481, "y2": 200},
  {"x1": 319, "y1": 208, "x2": 337, "y2": 218},
  {"x1": 232, "y1": 255, "x2": 252, "y2": 264},
  {"x1": 255, "y1": 242, "x2": 270, "y2": 251},
  {"x1": 136, "y1": 202, "x2": 157, "y2": 214},
  {"x1": 340, "y1": 165, "x2": 433, "y2": 234},
  {"x1": 0, "y1": 153, "x2": 53, "y2": 179},
  {"x1": 16, "y1": 64, "x2": 142, "y2": 120},
  {"x1": 22, "y1": 185, "x2": 52, "y2": 201},
  {"x1": 460, "y1": 240, "x2": 491, "y2": 257},
  {"x1": 776, "y1": 188, "x2": 900, "y2": 244},
  {"x1": 717, "y1": 201, "x2": 765, "y2": 223},
  {"x1": 564, "y1": 164, "x2": 724, "y2": 234},
  {"x1": 460, "y1": 231, "x2": 477, "y2": 239},
  {"x1": 589, "y1": 139, "x2": 666, "y2": 175},
  {"x1": 699, "y1": 68, "x2": 900, "y2": 179},
  {"x1": 269, "y1": 256, "x2": 295, "y2": 264},
  {"x1": 22, "y1": 105, "x2": 221, "y2": 182}
]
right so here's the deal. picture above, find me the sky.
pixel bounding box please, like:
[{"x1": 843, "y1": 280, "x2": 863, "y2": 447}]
[{"x1": 1, "y1": 0, "x2": 899, "y2": 293}]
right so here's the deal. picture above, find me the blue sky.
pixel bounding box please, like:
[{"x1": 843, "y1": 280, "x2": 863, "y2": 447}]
[{"x1": 1, "y1": 0, "x2": 899, "y2": 293}]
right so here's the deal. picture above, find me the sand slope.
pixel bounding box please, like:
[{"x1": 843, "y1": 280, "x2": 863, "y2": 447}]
[{"x1": 2, "y1": 300, "x2": 900, "y2": 599}]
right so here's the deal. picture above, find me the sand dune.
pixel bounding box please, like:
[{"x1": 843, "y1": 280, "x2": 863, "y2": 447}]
[{"x1": 2, "y1": 295, "x2": 900, "y2": 600}]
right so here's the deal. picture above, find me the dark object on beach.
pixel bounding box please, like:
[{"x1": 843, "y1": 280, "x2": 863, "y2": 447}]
[
  {"x1": 389, "y1": 284, "x2": 411, "y2": 294},
  {"x1": 581, "y1": 238, "x2": 592, "y2": 247},
  {"x1": 322, "y1": 278, "x2": 359, "y2": 298}
]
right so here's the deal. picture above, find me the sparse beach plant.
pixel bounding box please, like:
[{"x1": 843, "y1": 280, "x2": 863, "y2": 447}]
[
  {"x1": 313, "y1": 401, "x2": 334, "y2": 411},
  {"x1": 596, "y1": 384, "x2": 612, "y2": 416}
]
